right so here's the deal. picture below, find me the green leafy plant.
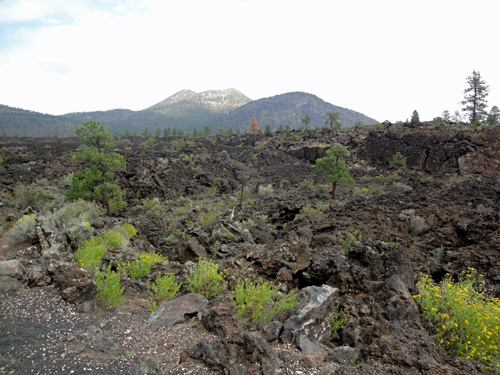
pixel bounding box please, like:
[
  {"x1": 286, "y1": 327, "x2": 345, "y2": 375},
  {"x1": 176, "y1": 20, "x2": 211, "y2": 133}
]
[
  {"x1": 294, "y1": 204, "x2": 324, "y2": 221},
  {"x1": 207, "y1": 187, "x2": 217, "y2": 196},
  {"x1": 255, "y1": 141, "x2": 264, "y2": 149},
  {"x1": 147, "y1": 273, "x2": 181, "y2": 311},
  {"x1": 233, "y1": 280, "x2": 298, "y2": 324},
  {"x1": 95, "y1": 265, "x2": 125, "y2": 308},
  {"x1": 341, "y1": 229, "x2": 362, "y2": 249},
  {"x1": 119, "y1": 252, "x2": 168, "y2": 280},
  {"x1": 390, "y1": 152, "x2": 407, "y2": 170},
  {"x1": 251, "y1": 154, "x2": 258, "y2": 161},
  {"x1": 415, "y1": 269, "x2": 500, "y2": 368},
  {"x1": 184, "y1": 259, "x2": 226, "y2": 300},
  {"x1": 328, "y1": 303, "x2": 349, "y2": 336}
]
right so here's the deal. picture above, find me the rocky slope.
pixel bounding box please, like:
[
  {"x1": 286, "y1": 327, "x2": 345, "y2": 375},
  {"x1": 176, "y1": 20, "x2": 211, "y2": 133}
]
[{"x1": 1, "y1": 122, "x2": 500, "y2": 374}]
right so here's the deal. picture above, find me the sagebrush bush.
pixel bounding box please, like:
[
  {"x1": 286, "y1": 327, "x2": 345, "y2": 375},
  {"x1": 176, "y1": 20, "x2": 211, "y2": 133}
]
[
  {"x1": 147, "y1": 273, "x2": 181, "y2": 312},
  {"x1": 5, "y1": 184, "x2": 53, "y2": 210},
  {"x1": 164, "y1": 234, "x2": 178, "y2": 246},
  {"x1": 294, "y1": 204, "x2": 324, "y2": 221},
  {"x1": 415, "y1": 269, "x2": 500, "y2": 368},
  {"x1": 199, "y1": 209, "x2": 221, "y2": 226},
  {"x1": 258, "y1": 184, "x2": 273, "y2": 196},
  {"x1": 55, "y1": 199, "x2": 104, "y2": 226},
  {"x1": 7, "y1": 214, "x2": 37, "y2": 244},
  {"x1": 95, "y1": 266, "x2": 125, "y2": 308},
  {"x1": 185, "y1": 259, "x2": 226, "y2": 300},
  {"x1": 299, "y1": 179, "x2": 314, "y2": 190},
  {"x1": 233, "y1": 280, "x2": 298, "y2": 324},
  {"x1": 177, "y1": 197, "x2": 193, "y2": 207},
  {"x1": 141, "y1": 197, "x2": 163, "y2": 217}
]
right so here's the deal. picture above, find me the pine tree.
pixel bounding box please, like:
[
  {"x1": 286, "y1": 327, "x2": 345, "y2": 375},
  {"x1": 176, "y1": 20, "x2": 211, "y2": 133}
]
[
  {"x1": 411, "y1": 110, "x2": 420, "y2": 124},
  {"x1": 264, "y1": 124, "x2": 271, "y2": 134},
  {"x1": 249, "y1": 116, "x2": 259, "y2": 134},
  {"x1": 442, "y1": 110, "x2": 451, "y2": 123},
  {"x1": 301, "y1": 114, "x2": 311, "y2": 130},
  {"x1": 277, "y1": 125, "x2": 284, "y2": 132},
  {"x1": 193, "y1": 128, "x2": 198, "y2": 136},
  {"x1": 487, "y1": 106, "x2": 500, "y2": 126},
  {"x1": 228, "y1": 128, "x2": 233, "y2": 135},
  {"x1": 461, "y1": 70, "x2": 489, "y2": 124},
  {"x1": 323, "y1": 111, "x2": 341, "y2": 130},
  {"x1": 172, "y1": 127, "x2": 177, "y2": 136},
  {"x1": 142, "y1": 127, "x2": 152, "y2": 137},
  {"x1": 285, "y1": 125, "x2": 291, "y2": 132},
  {"x1": 66, "y1": 121, "x2": 126, "y2": 216},
  {"x1": 203, "y1": 125, "x2": 211, "y2": 136},
  {"x1": 313, "y1": 145, "x2": 354, "y2": 199},
  {"x1": 236, "y1": 129, "x2": 241, "y2": 135},
  {"x1": 155, "y1": 128, "x2": 161, "y2": 137}
]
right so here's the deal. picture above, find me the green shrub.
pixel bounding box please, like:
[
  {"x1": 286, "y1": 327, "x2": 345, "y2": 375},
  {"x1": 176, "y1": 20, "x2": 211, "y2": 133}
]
[
  {"x1": 95, "y1": 266, "x2": 125, "y2": 308},
  {"x1": 251, "y1": 154, "x2": 258, "y2": 161},
  {"x1": 207, "y1": 187, "x2": 217, "y2": 196},
  {"x1": 177, "y1": 197, "x2": 193, "y2": 207},
  {"x1": 119, "y1": 252, "x2": 168, "y2": 280},
  {"x1": 341, "y1": 229, "x2": 362, "y2": 249},
  {"x1": 55, "y1": 199, "x2": 104, "y2": 226},
  {"x1": 328, "y1": 303, "x2": 349, "y2": 336},
  {"x1": 255, "y1": 141, "x2": 264, "y2": 149},
  {"x1": 233, "y1": 280, "x2": 298, "y2": 324},
  {"x1": 258, "y1": 184, "x2": 273, "y2": 196},
  {"x1": 171, "y1": 140, "x2": 186, "y2": 149},
  {"x1": 7, "y1": 184, "x2": 53, "y2": 210},
  {"x1": 390, "y1": 152, "x2": 407, "y2": 170},
  {"x1": 0, "y1": 155, "x2": 3, "y2": 164},
  {"x1": 147, "y1": 273, "x2": 181, "y2": 311},
  {"x1": 121, "y1": 139, "x2": 131, "y2": 148},
  {"x1": 74, "y1": 245, "x2": 107, "y2": 270},
  {"x1": 389, "y1": 125, "x2": 397, "y2": 133},
  {"x1": 75, "y1": 224, "x2": 136, "y2": 270},
  {"x1": 299, "y1": 179, "x2": 314, "y2": 190},
  {"x1": 374, "y1": 123, "x2": 384, "y2": 130},
  {"x1": 294, "y1": 205, "x2": 323, "y2": 221},
  {"x1": 164, "y1": 234, "x2": 178, "y2": 246},
  {"x1": 199, "y1": 209, "x2": 221, "y2": 226},
  {"x1": 415, "y1": 269, "x2": 500, "y2": 368},
  {"x1": 7, "y1": 214, "x2": 37, "y2": 244},
  {"x1": 185, "y1": 259, "x2": 226, "y2": 300},
  {"x1": 141, "y1": 197, "x2": 163, "y2": 217},
  {"x1": 420, "y1": 175, "x2": 434, "y2": 183}
]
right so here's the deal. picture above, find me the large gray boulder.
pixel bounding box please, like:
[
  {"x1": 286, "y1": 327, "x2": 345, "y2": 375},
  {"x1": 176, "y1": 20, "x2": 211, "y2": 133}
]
[
  {"x1": 281, "y1": 284, "x2": 338, "y2": 345},
  {"x1": 0, "y1": 259, "x2": 27, "y2": 291},
  {"x1": 148, "y1": 293, "x2": 208, "y2": 327}
]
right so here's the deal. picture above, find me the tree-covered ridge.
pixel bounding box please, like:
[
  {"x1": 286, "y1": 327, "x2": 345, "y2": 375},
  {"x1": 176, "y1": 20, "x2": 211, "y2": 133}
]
[
  {"x1": 0, "y1": 90, "x2": 377, "y2": 137},
  {"x1": 0, "y1": 104, "x2": 80, "y2": 137},
  {"x1": 222, "y1": 92, "x2": 378, "y2": 131}
]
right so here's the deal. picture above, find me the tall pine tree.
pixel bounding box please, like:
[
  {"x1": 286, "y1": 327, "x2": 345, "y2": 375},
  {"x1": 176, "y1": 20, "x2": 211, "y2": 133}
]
[{"x1": 461, "y1": 70, "x2": 489, "y2": 124}]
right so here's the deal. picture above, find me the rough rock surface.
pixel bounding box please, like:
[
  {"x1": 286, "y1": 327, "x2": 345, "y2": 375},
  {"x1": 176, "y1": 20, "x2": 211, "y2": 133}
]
[
  {"x1": 0, "y1": 259, "x2": 27, "y2": 291},
  {"x1": 148, "y1": 293, "x2": 208, "y2": 327}
]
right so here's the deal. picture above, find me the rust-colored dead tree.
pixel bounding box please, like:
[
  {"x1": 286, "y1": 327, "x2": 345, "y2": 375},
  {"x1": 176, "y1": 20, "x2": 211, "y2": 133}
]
[{"x1": 248, "y1": 116, "x2": 260, "y2": 134}]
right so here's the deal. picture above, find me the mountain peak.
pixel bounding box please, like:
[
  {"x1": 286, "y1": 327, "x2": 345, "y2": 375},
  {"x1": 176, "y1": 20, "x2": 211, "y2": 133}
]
[{"x1": 146, "y1": 88, "x2": 251, "y2": 114}]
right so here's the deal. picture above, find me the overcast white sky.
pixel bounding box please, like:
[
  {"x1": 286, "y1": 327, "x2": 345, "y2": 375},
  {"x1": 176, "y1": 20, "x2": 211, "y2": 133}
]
[{"x1": 0, "y1": 0, "x2": 499, "y2": 122}]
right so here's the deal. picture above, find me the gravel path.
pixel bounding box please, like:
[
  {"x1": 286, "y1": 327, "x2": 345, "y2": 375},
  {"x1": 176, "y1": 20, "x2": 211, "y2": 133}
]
[{"x1": 0, "y1": 286, "x2": 216, "y2": 375}]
